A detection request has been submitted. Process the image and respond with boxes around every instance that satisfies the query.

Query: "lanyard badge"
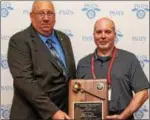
[91,47,117,101]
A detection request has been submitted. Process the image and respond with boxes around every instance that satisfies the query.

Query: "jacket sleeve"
[7,34,59,119]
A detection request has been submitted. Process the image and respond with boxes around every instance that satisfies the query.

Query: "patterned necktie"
[46,39,67,78]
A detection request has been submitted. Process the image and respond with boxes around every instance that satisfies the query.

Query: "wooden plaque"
[69,79,108,120]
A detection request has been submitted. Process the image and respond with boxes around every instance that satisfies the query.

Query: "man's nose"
[43,14,49,20]
[101,32,106,38]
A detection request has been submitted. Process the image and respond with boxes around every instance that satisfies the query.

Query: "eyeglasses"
[33,11,55,18]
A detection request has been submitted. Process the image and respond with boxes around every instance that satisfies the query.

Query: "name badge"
[108,87,112,101]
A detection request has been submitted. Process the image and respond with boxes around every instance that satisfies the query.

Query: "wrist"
[118,113,127,120]
[118,115,123,119]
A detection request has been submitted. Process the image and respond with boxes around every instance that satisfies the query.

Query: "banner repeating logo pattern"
[1,2,14,18]
[1,1,149,119]
[136,55,149,69]
[82,4,100,19]
[58,29,74,38]
[135,105,148,119]
[1,105,11,119]
[1,86,14,91]
[115,30,123,44]
[1,55,8,69]
[132,4,149,19]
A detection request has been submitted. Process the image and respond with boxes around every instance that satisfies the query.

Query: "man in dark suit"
[7,0,76,119]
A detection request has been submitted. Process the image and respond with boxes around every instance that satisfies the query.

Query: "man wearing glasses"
[8,0,76,119]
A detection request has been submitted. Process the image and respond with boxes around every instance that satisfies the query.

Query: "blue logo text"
[82,4,100,19]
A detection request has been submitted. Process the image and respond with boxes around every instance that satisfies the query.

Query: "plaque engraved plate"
[74,102,103,120]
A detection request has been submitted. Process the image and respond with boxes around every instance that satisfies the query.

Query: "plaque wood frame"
[69,79,108,119]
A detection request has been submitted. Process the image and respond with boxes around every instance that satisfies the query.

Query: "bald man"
[77,17,149,120]
[8,0,76,119]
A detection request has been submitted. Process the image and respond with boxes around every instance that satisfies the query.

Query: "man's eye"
[38,13,44,15]
[96,30,102,34]
[105,31,111,34]
[47,13,54,15]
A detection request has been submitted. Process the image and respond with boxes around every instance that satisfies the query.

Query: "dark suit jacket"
[8,25,76,120]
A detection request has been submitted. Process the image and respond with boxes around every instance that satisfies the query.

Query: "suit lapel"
[29,26,63,72]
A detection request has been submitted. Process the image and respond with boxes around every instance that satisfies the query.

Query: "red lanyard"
[91,47,117,85]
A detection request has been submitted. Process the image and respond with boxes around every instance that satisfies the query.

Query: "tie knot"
[46,39,52,44]
[46,39,54,48]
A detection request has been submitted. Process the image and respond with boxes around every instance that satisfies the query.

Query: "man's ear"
[114,31,116,37]
[30,12,33,22]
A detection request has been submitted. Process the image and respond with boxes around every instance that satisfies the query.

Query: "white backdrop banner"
[1,1,149,119]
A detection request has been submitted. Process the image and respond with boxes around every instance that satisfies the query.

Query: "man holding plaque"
[8,0,76,119]
[77,17,149,120]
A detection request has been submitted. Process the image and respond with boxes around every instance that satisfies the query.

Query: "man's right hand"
[52,110,71,120]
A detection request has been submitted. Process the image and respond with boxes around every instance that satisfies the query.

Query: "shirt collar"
[38,30,55,43]
[94,49,99,60]
[94,47,118,61]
